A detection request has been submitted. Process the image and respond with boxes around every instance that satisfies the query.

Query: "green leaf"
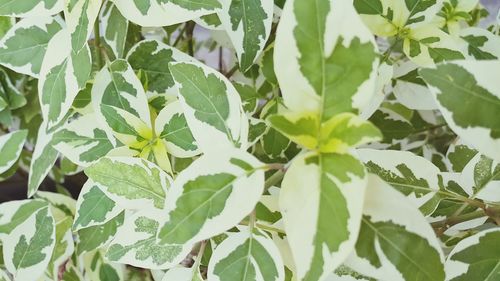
[0,16,63,77]
[154,100,200,158]
[53,113,115,167]
[127,39,194,95]
[158,148,264,248]
[280,151,367,281]
[208,229,285,281]
[106,210,184,269]
[73,180,124,231]
[85,157,172,210]
[170,61,249,152]
[0,0,63,17]
[218,0,273,71]
[419,61,500,162]
[0,130,27,174]
[347,175,445,281]
[275,0,378,119]
[445,229,500,281]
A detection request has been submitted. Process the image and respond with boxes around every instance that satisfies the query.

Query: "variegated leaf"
[460,27,500,60]
[100,0,128,59]
[208,229,285,281]
[357,148,442,215]
[0,200,47,235]
[154,100,200,158]
[419,60,500,162]
[76,212,124,255]
[170,61,249,152]
[85,157,172,210]
[280,151,367,281]
[92,59,152,147]
[1,203,55,281]
[127,39,195,95]
[218,0,274,71]
[444,228,500,281]
[38,29,92,130]
[393,61,437,110]
[73,180,124,231]
[0,130,27,174]
[459,153,500,202]
[46,205,74,280]
[106,209,185,269]
[0,0,64,17]
[346,175,445,281]
[64,0,102,53]
[0,16,63,77]
[112,0,221,27]
[53,113,115,167]
[274,0,379,118]
[28,122,59,197]
[158,148,265,248]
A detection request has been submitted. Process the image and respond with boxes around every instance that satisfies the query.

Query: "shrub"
[0,0,499,280]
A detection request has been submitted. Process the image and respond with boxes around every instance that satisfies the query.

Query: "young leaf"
[274,0,379,119]
[0,130,27,174]
[346,175,445,281]
[208,229,285,281]
[217,0,274,71]
[357,148,442,215]
[0,0,64,17]
[38,29,92,130]
[419,61,500,162]
[106,209,185,269]
[100,1,128,60]
[158,147,265,247]
[73,180,124,231]
[85,157,172,210]
[444,228,500,281]
[92,59,152,146]
[112,0,221,27]
[154,100,200,158]
[53,113,115,167]
[280,151,367,281]
[0,16,63,77]
[2,204,55,281]
[169,61,249,152]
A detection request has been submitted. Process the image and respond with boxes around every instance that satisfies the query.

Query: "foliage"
[0,0,499,280]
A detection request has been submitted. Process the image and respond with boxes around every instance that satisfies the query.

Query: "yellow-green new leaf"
[218,0,274,71]
[170,61,249,152]
[419,61,500,162]
[158,148,265,249]
[274,0,379,119]
[0,130,27,174]
[346,175,445,281]
[0,16,63,77]
[208,229,285,281]
[280,151,367,281]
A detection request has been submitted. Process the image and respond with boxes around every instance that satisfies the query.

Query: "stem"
[411,123,448,134]
[240,220,285,234]
[94,17,103,68]
[173,24,187,47]
[431,210,486,229]
[225,65,239,78]
[186,21,195,56]
[380,38,400,63]
[264,169,285,189]
[218,47,224,72]
[191,240,207,277]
